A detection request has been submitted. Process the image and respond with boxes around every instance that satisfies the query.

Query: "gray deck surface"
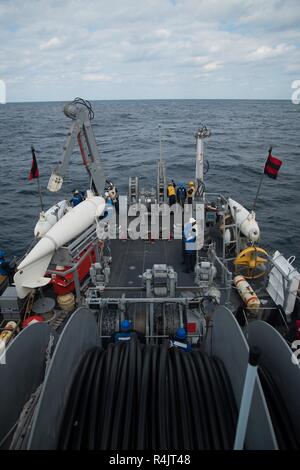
[108,238,194,291]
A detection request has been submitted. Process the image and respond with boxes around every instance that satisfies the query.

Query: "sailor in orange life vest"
[167,181,176,206]
[187,181,195,204]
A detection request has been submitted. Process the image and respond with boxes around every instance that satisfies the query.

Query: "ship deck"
[105,236,289,334]
[107,238,194,292]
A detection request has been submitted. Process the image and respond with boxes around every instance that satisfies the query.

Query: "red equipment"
[51,247,96,296]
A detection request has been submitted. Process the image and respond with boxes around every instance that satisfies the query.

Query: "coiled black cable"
[87,349,106,449]
[258,366,299,450]
[58,341,240,450]
[109,342,129,449]
[58,347,97,450]
[71,347,99,450]
[137,345,152,449]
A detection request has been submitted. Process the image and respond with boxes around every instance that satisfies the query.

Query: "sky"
[0,0,300,101]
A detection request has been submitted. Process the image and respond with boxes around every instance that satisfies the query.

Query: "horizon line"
[4,97,293,104]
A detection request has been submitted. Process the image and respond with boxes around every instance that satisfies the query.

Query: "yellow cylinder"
[0,321,17,344]
[57,293,75,311]
[233,275,261,315]
[0,330,13,343]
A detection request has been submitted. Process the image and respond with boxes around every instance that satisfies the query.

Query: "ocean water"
[0,99,299,265]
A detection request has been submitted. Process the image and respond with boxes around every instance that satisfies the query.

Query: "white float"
[228,198,260,243]
[14,196,105,298]
[34,200,71,238]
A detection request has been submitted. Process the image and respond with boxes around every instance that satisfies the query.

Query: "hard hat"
[121,319,132,331]
[176,327,187,340]
[74,190,79,195]
[188,181,195,187]
[0,250,5,259]
[189,217,196,224]
[178,182,184,187]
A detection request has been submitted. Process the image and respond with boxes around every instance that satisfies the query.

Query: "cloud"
[202,61,223,72]
[0,0,299,100]
[189,56,209,64]
[154,29,171,39]
[39,36,62,50]
[248,43,294,61]
[81,73,112,82]
[238,0,300,31]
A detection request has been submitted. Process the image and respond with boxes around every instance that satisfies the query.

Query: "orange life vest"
[167,185,176,197]
[187,187,195,198]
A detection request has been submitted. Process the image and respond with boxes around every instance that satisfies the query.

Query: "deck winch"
[143,264,177,297]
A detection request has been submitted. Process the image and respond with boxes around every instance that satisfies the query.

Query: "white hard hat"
[189,217,196,224]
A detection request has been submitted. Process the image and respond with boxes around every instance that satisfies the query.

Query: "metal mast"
[195,125,211,198]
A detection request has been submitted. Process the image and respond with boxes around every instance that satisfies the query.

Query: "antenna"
[195,125,211,197]
[158,125,163,162]
[157,125,167,203]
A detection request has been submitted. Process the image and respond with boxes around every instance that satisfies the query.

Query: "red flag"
[264,148,282,179]
[29,146,39,180]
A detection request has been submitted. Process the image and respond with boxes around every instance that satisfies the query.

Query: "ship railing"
[99,334,203,341]
[66,223,99,258]
[203,192,228,205]
[209,245,233,305]
[232,306,289,333]
[47,236,101,303]
[258,306,289,330]
[90,296,208,344]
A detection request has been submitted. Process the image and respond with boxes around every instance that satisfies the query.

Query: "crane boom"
[47,98,105,195]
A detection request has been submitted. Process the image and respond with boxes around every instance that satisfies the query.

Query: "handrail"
[47,240,98,276]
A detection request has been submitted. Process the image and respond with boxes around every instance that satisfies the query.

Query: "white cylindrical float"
[34,200,71,238]
[14,196,105,299]
[228,198,260,243]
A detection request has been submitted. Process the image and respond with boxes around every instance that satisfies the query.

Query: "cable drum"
[258,366,300,450]
[58,339,238,450]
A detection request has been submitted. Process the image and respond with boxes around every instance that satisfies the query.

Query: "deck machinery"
[0,99,300,450]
